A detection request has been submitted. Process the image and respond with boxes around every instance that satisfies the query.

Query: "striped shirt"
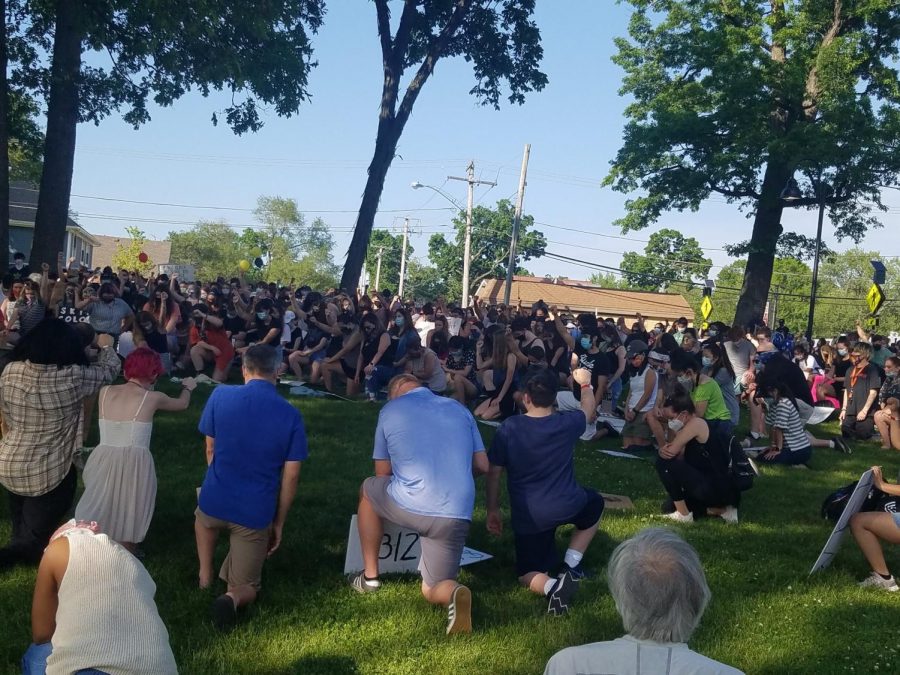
[765,398,810,453]
[0,346,120,496]
[84,297,133,335]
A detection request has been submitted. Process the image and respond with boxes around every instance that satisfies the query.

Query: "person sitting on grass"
[873,357,900,450]
[554,326,612,441]
[840,341,881,441]
[188,303,234,383]
[486,367,603,616]
[543,527,744,675]
[753,377,814,466]
[321,312,364,396]
[474,324,520,421]
[22,520,177,675]
[349,374,488,635]
[404,334,447,394]
[656,391,740,524]
[850,466,900,592]
[620,340,658,453]
[194,345,307,630]
[445,335,479,404]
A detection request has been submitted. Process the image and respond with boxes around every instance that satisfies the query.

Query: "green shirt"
[692,380,731,422]
[871,346,892,368]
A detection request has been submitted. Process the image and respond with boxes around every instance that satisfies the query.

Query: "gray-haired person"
[544,528,744,675]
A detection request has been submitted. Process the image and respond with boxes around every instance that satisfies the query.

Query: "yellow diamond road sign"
[700,296,713,321]
[867,283,885,316]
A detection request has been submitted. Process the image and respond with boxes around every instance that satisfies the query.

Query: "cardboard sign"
[810,469,874,575]
[806,406,836,426]
[599,493,634,510]
[447,317,462,336]
[343,515,492,575]
[158,264,195,282]
[596,413,626,433]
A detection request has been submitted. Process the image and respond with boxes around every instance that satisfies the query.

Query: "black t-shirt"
[143,330,169,354]
[763,355,814,406]
[571,350,612,400]
[846,363,882,416]
[9,264,29,281]
[57,303,89,324]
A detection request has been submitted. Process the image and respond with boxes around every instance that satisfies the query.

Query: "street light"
[781,174,828,343]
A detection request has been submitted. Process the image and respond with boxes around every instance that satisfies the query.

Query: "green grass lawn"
[2,383,899,674]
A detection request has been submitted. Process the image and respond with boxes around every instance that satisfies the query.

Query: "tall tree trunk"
[31,0,82,268]
[0,0,9,272]
[733,160,791,329]
[339,119,401,292]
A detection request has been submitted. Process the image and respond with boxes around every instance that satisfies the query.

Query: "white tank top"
[627,368,658,413]
[46,532,178,675]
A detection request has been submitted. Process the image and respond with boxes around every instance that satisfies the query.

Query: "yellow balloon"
[238,259,251,272]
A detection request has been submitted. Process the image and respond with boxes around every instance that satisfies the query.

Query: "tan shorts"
[195,507,269,591]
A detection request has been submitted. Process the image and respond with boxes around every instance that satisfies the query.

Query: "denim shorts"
[892,513,900,530]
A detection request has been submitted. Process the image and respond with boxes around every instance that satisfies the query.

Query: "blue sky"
[70,0,899,282]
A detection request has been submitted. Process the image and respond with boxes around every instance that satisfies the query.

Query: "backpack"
[821,482,900,522]
[726,436,755,491]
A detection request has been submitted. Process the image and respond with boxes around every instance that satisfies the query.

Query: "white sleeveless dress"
[75,388,156,543]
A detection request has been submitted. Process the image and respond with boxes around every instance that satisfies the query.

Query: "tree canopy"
[365,229,409,295]
[427,199,546,302]
[606,0,900,328]
[620,228,712,292]
[339,0,547,291]
[111,226,155,276]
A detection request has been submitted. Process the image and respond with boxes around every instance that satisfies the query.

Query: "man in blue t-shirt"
[350,374,489,635]
[487,367,605,616]
[194,344,308,630]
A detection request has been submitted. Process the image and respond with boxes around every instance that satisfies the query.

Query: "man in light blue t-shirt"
[349,374,488,636]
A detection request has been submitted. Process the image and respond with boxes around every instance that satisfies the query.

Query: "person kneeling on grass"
[350,374,489,635]
[23,520,177,675]
[620,340,658,453]
[194,344,308,630]
[656,391,740,524]
[850,466,900,592]
[544,528,744,675]
[486,367,603,616]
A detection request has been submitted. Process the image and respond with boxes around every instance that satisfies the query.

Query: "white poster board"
[806,406,836,425]
[157,264,196,282]
[810,469,874,575]
[447,317,462,337]
[343,515,492,575]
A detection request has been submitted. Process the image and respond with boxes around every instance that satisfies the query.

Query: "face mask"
[701,356,713,368]
[141,323,153,332]
[676,326,685,334]
[13,261,23,270]
[708,329,718,337]
[887,370,897,379]
[838,348,848,357]
[257,311,268,320]
[580,336,592,350]
[874,343,883,349]
[394,316,405,327]
[451,350,463,360]
[101,295,114,303]
[653,327,663,335]
[668,418,684,432]
[677,375,694,390]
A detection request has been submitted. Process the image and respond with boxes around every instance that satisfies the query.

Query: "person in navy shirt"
[486,367,604,616]
[350,374,489,636]
[194,344,308,629]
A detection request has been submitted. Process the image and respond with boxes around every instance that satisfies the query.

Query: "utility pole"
[374,247,384,292]
[398,219,409,299]
[449,161,496,308]
[504,144,531,306]
[770,285,781,329]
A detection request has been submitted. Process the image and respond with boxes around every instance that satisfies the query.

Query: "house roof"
[475,276,694,321]
[9,180,88,232]
[91,235,171,270]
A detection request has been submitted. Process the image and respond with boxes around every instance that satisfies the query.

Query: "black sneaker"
[547,570,580,616]
[563,563,591,581]
[833,437,852,455]
[210,594,236,631]
[348,572,381,594]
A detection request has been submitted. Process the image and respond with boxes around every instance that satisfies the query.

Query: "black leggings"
[1,466,77,567]
[655,456,739,513]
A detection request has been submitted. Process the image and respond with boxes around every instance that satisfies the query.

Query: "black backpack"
[726,436,755,492]
[821,482,900,522]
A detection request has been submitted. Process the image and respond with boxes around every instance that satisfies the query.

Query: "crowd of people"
[1,260,899,673]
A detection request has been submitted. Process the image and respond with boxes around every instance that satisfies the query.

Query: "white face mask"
[13,260,23,270]
[668,418,685,432]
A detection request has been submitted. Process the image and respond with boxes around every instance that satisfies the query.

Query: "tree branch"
[804,0,844,119]
[374,0,393,63]
[391,0,418,69]
[395,0,473,128]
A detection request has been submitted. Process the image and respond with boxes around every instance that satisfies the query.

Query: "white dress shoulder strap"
[132,390,151,422]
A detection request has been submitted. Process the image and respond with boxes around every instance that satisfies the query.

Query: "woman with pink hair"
[74,348,197,553]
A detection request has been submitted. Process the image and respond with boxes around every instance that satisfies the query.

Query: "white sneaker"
[718,506,739,524]
[859,572,899,592]
[662,510,694,523]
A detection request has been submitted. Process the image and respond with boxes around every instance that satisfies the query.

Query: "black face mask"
[341,327,354,335]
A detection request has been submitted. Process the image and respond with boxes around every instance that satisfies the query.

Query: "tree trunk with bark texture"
[733,160,791,329]
[0,0,9,271]
[31,0,82,268]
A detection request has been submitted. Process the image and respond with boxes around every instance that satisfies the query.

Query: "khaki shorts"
[363,476,469,588]
[195,507,269,591]
[621,411,653,441]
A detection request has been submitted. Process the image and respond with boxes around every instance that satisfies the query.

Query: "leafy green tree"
[12,0,325,267]
[339,0,548,291]
[620,229,711,292]
[427,199,545,302]
[605,1,900,328]
[588,272,633,289]
[169,221,243,282]
[405,260,447,302]
[110,226,155,275]
[365,229,407,294]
